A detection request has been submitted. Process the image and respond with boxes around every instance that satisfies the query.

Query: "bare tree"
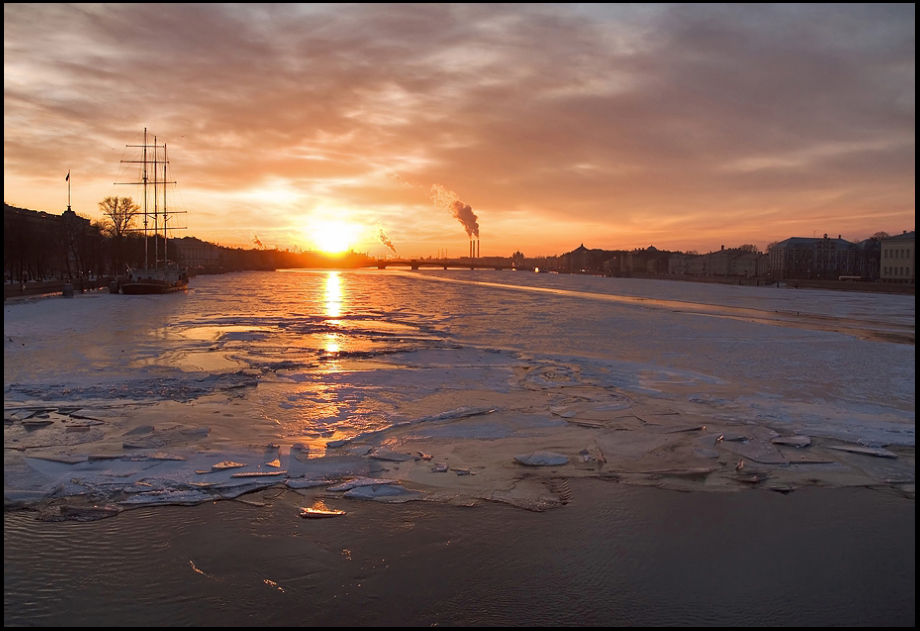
[871,231,891,240]
[98,196,139,273]
[98,197,140,238]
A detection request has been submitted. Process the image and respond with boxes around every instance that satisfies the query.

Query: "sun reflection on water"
[324,333,340,354]
[325,272,342,319]
[323,272,345,356]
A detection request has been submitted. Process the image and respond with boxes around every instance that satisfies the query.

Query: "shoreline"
[5,269,915,304]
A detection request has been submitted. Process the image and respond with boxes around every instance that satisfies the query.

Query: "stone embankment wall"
[4,277,114,300]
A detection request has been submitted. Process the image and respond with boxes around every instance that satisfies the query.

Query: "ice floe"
[3,271,914,515]
[514,452,570,466]
[326,477,399,492]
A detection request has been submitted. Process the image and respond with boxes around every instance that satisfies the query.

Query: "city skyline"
[4,4,915,257]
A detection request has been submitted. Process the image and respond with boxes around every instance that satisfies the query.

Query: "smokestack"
[477,239,480,259]
[431,184,480,241]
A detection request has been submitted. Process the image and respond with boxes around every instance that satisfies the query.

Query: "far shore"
[5,270,914,302]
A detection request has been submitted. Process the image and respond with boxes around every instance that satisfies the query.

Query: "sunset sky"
[4,4,915,257]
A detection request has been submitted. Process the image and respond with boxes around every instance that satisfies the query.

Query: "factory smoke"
[375,223,397,254]
[430,184,479,238]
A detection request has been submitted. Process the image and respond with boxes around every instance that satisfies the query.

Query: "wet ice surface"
[4,270,915,518]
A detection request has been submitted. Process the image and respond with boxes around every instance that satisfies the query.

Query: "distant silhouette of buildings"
[669,245,769,278]
[4,201,913,286]
[853,237,883,282]
[880,231,915,284]
[4,203,97,281]
[171,236,374,273]
[553,243,771,279]
[556,233,913,286]
[3,203,379,283]
[171,236,223,270]
[769,235,853,280]
[766,233,903,282]
[553,244,673,275]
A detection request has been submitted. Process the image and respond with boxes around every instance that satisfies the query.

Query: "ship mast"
[158,141,184,255]
[117,128,152,269]
[153,135,159,268]
[163,143,168,262]
[143,128,149,269]
[116,129,182,269]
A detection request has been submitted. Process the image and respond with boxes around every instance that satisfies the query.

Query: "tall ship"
[118,128,189,294]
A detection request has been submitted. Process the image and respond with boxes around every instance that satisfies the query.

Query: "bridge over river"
[368,259,517,271]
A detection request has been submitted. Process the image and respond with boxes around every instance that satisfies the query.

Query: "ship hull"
[121,262,189,295]
[121,279,188,295]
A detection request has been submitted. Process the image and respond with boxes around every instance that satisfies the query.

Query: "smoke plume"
[430,184,479,238]
[376,223,397,254]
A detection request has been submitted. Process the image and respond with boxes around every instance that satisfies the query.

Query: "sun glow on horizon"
[304,219,362,254]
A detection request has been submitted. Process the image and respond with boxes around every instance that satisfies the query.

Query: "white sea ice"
[4,270,914,513]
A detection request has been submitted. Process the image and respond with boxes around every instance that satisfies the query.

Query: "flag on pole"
[65,171,70,181]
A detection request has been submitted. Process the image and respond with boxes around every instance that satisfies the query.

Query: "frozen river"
[3,270,915,513]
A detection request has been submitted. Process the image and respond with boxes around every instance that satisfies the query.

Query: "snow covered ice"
[4,270,914,518]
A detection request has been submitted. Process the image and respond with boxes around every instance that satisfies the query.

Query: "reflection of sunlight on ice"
[4,268,914,522]
[131,349,244,372]
[260,376,393,454]
[325,272,342,318]
[180,325,271,342]
[324,333,340,354]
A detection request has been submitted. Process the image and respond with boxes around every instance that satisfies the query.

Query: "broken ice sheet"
[327,478,399,492]
[826,445,898,458]
[3,270,914,512]
[196,461,248,474]
[514,452,569,467]
[343,484,421,502]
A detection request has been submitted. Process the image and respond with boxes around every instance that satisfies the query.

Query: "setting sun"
[306,220,361,254]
